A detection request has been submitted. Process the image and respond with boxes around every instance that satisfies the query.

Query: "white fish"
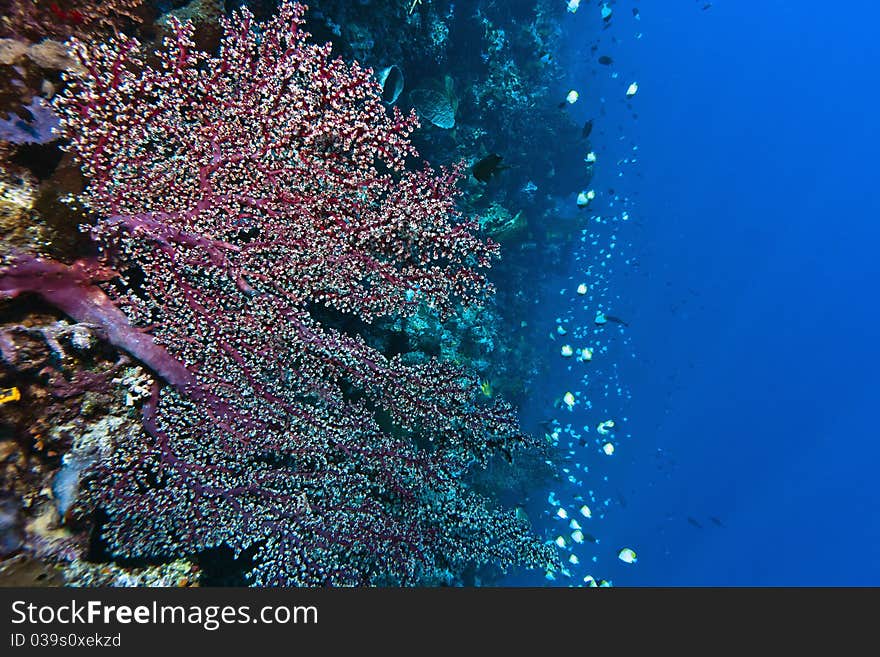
[577,190,596,207]
[563,392,576,410]
[602,442,615,455]
[618,548,637,564]
[576,283,588,295]
[566,89,579,104]
[597,419,615,435]
[561,344,574,357]
[626,82,639,98]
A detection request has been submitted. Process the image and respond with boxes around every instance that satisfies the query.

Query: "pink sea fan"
[42,1,554,585]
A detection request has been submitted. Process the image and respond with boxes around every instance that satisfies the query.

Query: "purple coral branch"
[0,255,200,399]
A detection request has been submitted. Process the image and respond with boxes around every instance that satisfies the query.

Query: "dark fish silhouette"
[472,154,507,183]
[710,516,725,528]
[582,119,594,139]
[687,517,703,529]
[605,314,629,327]
[598,55,614,66]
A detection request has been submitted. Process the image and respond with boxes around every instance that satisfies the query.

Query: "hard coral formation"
[0,0,144,42]
[0,312,136,578]
[410,84,457,129]
[156,0,225,53]
[479,202,527,243]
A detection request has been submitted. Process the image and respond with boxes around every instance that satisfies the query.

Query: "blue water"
[525,1,880,585]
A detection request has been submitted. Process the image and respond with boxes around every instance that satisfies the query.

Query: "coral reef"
[0,0,144,42]
[64,558,199,587]
[0,0,600,588]
[0,1,558,585]
[479,202,527,243]
[0,309,138,581]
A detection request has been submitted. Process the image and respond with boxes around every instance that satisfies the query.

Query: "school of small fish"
[539,0,644,588]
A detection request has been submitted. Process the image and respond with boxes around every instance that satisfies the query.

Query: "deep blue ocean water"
[516,1,880,585]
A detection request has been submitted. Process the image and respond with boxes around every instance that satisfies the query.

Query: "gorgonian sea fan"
[51,1,555,584]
